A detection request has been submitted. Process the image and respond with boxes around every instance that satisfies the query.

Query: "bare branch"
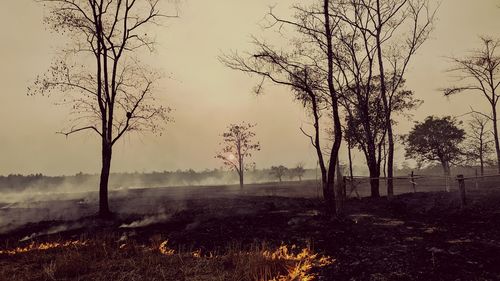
[57,126,102,137]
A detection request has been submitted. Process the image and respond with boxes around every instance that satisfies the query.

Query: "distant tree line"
[0,168,317,193]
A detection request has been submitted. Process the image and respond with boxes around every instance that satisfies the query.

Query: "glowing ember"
[158,240,175,255]
[191,249,201,258]
[0,240,88,256]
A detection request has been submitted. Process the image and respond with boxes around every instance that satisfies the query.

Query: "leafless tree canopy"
[331,0,436,197]
[220,1,347,214]
[30,0,174,140]
[464,114,495,176]
[29,0,176,216]
[220,0,435,202]
[444,37,500,172]
[215,122,261,188]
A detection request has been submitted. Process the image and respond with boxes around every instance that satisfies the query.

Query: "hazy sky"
[0,0,499,176]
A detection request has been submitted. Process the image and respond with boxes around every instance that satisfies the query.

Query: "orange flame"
[158,240,175,255]
[156,241,334,281]
[0,240,88,256]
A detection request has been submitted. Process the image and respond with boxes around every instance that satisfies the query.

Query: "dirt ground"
[1,182,500,280]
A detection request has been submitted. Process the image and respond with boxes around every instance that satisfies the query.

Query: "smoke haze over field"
[0,0,499,176]
[0,169,319,197]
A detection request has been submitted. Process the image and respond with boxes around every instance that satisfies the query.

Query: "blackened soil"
[2,189,500,281]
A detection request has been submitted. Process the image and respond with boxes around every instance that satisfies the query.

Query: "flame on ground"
[1,239,334,280]
[264,245,334,281]
[157,241,334,281]
[0,240,88,255]
[158,240,175,255]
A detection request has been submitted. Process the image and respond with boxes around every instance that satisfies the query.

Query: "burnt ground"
[1,183,500,280]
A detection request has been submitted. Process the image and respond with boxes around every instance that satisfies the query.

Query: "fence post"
[457,174,466,208]
[411,171,416,193]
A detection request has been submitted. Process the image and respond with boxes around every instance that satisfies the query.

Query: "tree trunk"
[479,135,485,176]
[347,144,359,198]
[373,0,395,198]
[239,171,244,189]
[382,140,387,178]
[304,87,332,211]
[386,126,395,197]
[323,0,340,217]
[347,143,354,182]
[368,161,380,198]
[480,154,484,176]
[99,142,112,218]
[440,160,452,192]
[375,33,394,197]
[335,156,344,215]
[441,161,451,176]
[323,176,336,215]
[492,106,500,173]
[364,140,380,198]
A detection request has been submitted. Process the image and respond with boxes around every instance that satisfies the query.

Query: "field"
[1,180,500,280]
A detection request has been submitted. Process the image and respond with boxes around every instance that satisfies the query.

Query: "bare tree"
[29,0,174,217]
[270,165,288,182]
[215,123,261,189]
[465,114,494,176]
[289,163,306,181]
[220,0,343,215]
[333,0,436,198]
[444,37,500,173]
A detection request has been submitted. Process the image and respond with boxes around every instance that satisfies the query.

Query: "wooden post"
[411,171,416,193]
[457,174,466,208]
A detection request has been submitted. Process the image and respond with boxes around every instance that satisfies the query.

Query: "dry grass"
[0,236,333,281]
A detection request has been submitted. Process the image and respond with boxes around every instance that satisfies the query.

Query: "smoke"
[0,169,317,234]
[0,169,319,198]
[19,222,84,242]
[185,220,200,231]
[0,170,319,235]
[119,212,171,228]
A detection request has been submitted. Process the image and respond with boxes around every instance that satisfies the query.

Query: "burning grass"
[0,237,333,281]
[0,240,88,255]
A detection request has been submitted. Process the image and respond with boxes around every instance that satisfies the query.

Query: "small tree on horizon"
[215,122,260,188]
[289,163,306,182]
[404,116,465,177]
[464,114,495,175]
[270,165,288,182]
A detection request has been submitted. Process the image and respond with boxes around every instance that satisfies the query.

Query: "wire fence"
[343,172,500,202]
